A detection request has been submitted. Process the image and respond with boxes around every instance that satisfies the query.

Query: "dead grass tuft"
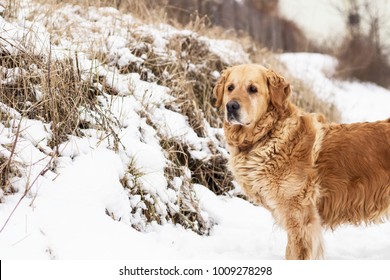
[161,138,213,234]
[0,50,99,149]
[120,162,163,227]
[167,34,227,128]
[0,153,20,200]
[0,156,10,198]
[161,138,234,196]
[0,41,126,151]
[0,0,21,19]
[120,156,212,235]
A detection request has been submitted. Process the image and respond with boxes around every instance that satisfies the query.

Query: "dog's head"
[213,64,291,126]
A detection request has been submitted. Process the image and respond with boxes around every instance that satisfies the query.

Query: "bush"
[336,33,390,88]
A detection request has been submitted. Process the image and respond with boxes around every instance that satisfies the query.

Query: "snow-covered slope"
[280,53,390,123]
[1,0,390,260]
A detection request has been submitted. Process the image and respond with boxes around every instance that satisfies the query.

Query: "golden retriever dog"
[213,64,390,259]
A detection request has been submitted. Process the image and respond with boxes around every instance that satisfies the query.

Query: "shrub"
[336,33,390,88]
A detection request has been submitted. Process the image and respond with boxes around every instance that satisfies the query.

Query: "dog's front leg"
[282,203,324,260]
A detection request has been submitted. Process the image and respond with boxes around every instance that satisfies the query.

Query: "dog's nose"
[226,100,240,113]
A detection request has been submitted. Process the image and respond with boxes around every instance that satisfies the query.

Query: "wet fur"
[214,64,390,259]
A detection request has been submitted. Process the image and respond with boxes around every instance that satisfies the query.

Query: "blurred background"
[130,0,390,88]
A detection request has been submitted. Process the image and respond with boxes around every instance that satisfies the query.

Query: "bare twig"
[0,154,54,234]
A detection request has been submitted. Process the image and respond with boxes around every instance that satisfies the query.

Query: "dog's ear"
[212,68,231,109]
[266,69,291,111]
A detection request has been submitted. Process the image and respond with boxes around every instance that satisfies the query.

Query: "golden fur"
[214,64,390,259]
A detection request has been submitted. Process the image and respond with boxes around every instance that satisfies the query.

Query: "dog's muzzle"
[226,100,241,123]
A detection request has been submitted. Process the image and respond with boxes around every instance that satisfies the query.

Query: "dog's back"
[316,120,390,228]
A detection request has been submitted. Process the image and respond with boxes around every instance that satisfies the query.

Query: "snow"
[200,37,250,65]
[279,53,390,123]
[279,0,345,41]
[1,0,390,261]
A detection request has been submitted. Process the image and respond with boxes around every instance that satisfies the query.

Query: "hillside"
[1,0,390,259]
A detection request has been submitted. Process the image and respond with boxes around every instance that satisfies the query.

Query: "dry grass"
[0,151,20,200]
[0,50,97,149]
[33,0,166,24]
[0,41,125,151]
[120,154,212,235]
[120,161,164,228]
[167,34,227,127]
[161,138,234,196]
[0,155,10,199]
[0,0,21,19]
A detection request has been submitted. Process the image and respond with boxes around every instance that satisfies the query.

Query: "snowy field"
[1,0,390,260]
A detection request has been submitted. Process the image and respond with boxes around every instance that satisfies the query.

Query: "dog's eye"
[227,84,234,92]
[248,85,257,94]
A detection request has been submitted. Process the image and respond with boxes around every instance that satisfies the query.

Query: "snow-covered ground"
[1,0,390,260]
[280,53,390,123]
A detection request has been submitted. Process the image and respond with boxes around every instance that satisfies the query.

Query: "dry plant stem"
[6,119,22,179]
[46,43,58,153]
[0,154,54,234]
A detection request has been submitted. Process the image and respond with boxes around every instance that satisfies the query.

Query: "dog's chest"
[228,141,290,208]
[227,115,319,210]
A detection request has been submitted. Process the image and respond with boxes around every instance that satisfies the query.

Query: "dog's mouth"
[227,115,241,125]
[227,112,251,126]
